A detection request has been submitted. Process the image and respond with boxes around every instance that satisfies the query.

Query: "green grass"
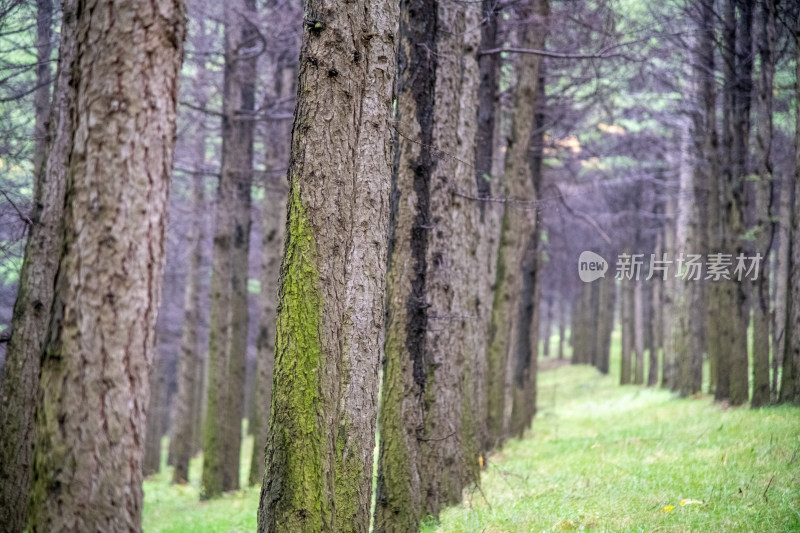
[422,364,800,532]
[142,426,260,532]
[143,342,800,532]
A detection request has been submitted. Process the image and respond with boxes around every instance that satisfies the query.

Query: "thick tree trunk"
[471,0,504,459]
[485,0,548,449]
[0,0,61,529]
[750,0,776,408]
[256,0,399,530]
[510,62,547,437]
[374,0,501,528]
[475,0,499,205]
[27,1,185,529]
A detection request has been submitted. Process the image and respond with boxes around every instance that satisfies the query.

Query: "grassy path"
[143,363,800,532]
[423,363,800,532]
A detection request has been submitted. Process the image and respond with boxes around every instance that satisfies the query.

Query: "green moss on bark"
[262,183,329,532]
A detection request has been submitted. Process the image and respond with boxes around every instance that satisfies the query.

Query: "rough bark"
[256,0,399,530]
[485,0,548,449]
[750,0,775,408]
[374,0,499,528]
[471,0,505,458]
[510,62,547,437]
[0,0,61,529]
[27,0,185,529]
[474,0,499,205]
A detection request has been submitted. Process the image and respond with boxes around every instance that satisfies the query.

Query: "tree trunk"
[224,0,258,492]
[485,0,548,449]
[203,1,242,498]
[644,279,657,386]
[772,175,791,399]
[469,0,505,458]
[700,0,721,396]
[31,0,52,184]
[256,0,399,530]
[715,0,752,406]
[596,273,615,375]
[673,99,703,397]
[620,277,633,385]
[193,348,208,456]
[558,296,566,359]
[542,296,552,357]
[172,39,208,481]
[374,0,501,528]
[249,53,293,486]
[510,60,547,437]
[0,0,61,529]
[144,345,168,476]
[648,231,662,386]
[750,0,776,408]
[633,280,645,385]
[27,1,185,529]
[779,9,800,405]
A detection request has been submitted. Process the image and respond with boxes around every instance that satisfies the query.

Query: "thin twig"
[0,190,31,225]
[763,475,774,503]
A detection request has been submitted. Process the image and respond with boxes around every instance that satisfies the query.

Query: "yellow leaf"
[680,499,702,506]
[661,505,674,513]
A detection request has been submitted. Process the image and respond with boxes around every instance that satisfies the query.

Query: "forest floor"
[143,352,800,532]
